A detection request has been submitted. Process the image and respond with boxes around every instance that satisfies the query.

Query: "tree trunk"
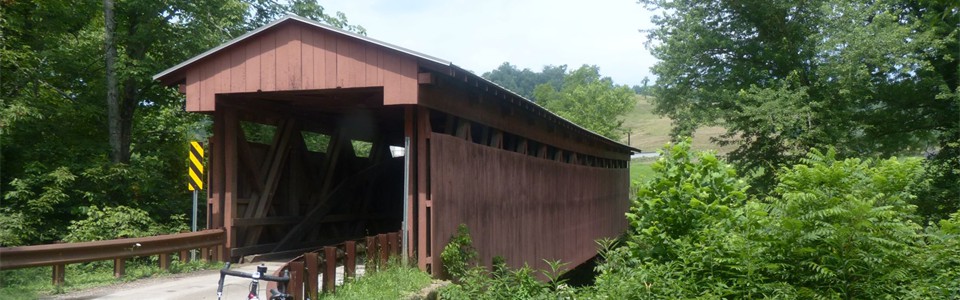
[104,0,123,163]
[119,78,138,163]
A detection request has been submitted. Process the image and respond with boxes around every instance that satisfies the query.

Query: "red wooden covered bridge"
[154,15,636,275]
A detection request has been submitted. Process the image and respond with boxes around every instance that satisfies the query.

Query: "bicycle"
[217,262,293,300]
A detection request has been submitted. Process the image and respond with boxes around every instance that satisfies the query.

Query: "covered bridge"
[154,15,636,275]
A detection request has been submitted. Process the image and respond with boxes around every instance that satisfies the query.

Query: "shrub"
[625,138,749,261]
[64,205,187,242]
[438,224,576,300]
[594,141,940,299]
[440,224,478,280]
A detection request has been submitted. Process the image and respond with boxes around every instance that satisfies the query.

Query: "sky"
[320,0,658,87]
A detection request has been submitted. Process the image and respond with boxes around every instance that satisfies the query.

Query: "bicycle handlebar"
[220,267,291,283]
[216,263,291,299]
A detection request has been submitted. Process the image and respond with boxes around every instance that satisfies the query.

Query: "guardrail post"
[114,258,125,278]
[323,246,336,293]
[201,246,210,262]
[287,261,303,299]
[52,264,65,286]
[365,236,376,271]
[289,261,304,300]
[305,252,319,300]
[159,253,170,271]
[179,249,190,263]
[344,241,356,278]
[378,233,388,266]
[388,232,400,257]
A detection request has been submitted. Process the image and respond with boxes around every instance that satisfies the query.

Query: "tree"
[481,62,565,100]
[641,0,959,193]
[533,65,637,140]
[0,0,365,244]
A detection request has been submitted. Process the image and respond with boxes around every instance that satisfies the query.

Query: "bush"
[593,140,946,299]
[64,205,187,242]
[440,224,478,280]
[438,224,576,300]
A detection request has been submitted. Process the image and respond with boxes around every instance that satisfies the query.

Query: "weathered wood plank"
[429,133,629,277]
[244,36,261,92]
[260,29,277,92]
[276,24,302,90]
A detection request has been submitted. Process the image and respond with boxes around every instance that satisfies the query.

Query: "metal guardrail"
[0,229,226,285]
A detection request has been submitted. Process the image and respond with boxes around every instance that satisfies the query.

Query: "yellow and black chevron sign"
[188,141,204,191]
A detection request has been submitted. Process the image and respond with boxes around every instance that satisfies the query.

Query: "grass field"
[622,95,732,183]
[620,96,734,154]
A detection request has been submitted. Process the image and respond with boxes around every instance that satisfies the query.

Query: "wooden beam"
[489,129,503,149]
[235,126,266,194]
[243,119,297,246]
[455,120,471,141]
[315,129,346,211]
[516,138,528,155]
[270,162,388,252]
[223,108,239,255]
[417,107,431,272]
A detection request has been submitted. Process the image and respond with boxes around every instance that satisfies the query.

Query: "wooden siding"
[429,133,629,275]
[185,22,418,112]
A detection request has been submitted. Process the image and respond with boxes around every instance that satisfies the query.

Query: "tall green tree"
[642,0,959,194]
[534,65,637,140]
[0,0,365,245]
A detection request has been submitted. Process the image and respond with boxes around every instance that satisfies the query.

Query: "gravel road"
[43,261,289,300]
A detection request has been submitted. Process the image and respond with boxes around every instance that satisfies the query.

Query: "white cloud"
[322,0,657,86]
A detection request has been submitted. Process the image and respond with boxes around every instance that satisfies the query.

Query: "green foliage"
[0,0,365,245]
[642,0,959,197]
[64,205,187,242]
[760,150,927,298]
[534,65,637,140]
[320,258,431,300]
[439,225,576,300]
[481,62,566,100]
[626,138,748,260]
[593,141,955,299]
[440,224,478,280]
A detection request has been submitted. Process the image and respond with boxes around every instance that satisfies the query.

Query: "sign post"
[188,141,204,261]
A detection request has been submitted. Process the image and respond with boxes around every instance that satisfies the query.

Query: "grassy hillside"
[620,95,734,154]
[622,95,735,184]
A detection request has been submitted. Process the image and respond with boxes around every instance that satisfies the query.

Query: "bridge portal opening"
[211,88,406,260]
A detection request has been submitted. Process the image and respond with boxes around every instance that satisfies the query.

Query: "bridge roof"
[153,15,640,154]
